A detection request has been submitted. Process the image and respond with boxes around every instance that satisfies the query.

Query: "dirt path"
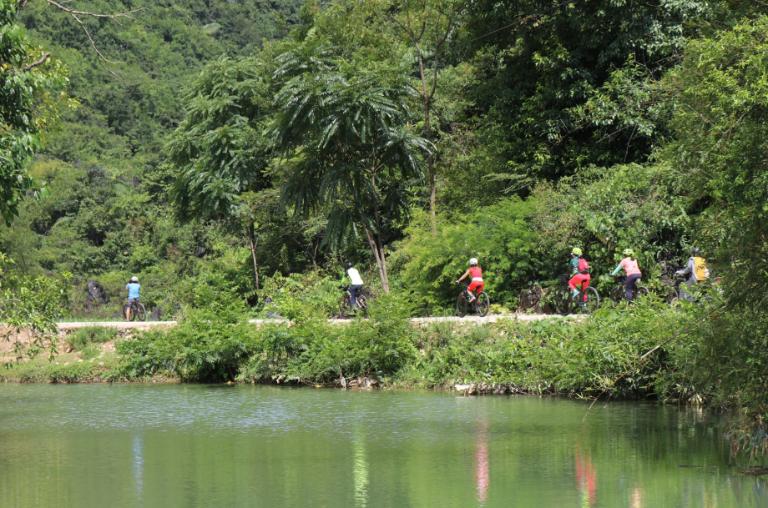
[54,313,582,330]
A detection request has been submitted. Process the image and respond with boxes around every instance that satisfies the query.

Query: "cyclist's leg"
[568,275,580,299]
[349,285,361,308]
[467,281,480,302]
[625,274,640,301]
[580,275,591,302]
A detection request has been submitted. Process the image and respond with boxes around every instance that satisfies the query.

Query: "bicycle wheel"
[636,286,650,299]
[357,294,368,316]
[131,302,146,321]
[583,287,600,313]
[475,292,490,317]
[456,292,469,317]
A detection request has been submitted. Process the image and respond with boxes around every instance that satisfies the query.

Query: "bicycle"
[610,275,649,303]
[123,299,146,321]
[455,283,490,317]
[338,286,368,318]
[551,276,600,315]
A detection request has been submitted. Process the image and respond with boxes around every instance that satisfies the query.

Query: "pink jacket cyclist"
[611,249,642,301]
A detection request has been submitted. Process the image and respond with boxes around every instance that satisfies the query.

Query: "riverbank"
[2,301,688,403]
[5,298,768,462]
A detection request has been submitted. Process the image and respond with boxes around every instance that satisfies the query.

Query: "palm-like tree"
[273,49,430,292]
[167,57,273,290]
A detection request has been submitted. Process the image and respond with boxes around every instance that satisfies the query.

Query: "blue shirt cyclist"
[126,276,141,302]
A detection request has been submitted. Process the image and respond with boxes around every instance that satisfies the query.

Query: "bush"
[66,327,118,352]
[531,163,691,292]
[391,199,541,313]
[257,271,342,321]
[403,298,687,397]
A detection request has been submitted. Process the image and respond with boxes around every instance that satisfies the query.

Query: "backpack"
[577,257,590,274]
[693,256,709,281]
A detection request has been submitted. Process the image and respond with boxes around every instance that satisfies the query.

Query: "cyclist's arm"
[676,258,692,276]
[611,263,623,276]
[456,269,470,283]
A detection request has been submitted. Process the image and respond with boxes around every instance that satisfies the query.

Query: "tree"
[388,0,461,234]
[273,45,430,292]
[167,55,275,291]
[662,15,768,309]
[456,0,710,184]
[0,0,67,223]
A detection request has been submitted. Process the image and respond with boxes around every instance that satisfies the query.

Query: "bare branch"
[45,0,139,19]
[23,52,50,71]
[69,11,116,64]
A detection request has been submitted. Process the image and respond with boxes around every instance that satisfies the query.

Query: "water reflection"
[0,386,765,508]
[353,426,368,508]
[574,447,597,507]
[132,434,144,502]
[475,417,490,504]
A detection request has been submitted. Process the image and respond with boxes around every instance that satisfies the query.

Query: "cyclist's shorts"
[568,273,591,290]
[128,297,140,303]
[468,280,485,294]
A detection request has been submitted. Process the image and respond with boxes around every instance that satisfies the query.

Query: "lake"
[0,385,765,507]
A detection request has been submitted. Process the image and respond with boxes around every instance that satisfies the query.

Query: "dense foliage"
[0,0,767,457]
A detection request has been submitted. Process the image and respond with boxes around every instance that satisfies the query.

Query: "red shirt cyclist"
[456,258,485,303]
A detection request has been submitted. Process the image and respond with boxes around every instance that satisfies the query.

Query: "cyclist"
[456,258,484,303]
[567,247,591,308]
[346,262,364,308]
[124,276,141,320]
[611,249,642,301]
[675,247,709,301]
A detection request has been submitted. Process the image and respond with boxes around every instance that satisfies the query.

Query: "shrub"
[391,199,541,313]
[66,327,118,352]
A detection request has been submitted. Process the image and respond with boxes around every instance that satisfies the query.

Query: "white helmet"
[469,258,478,266]
[130,276,139,283]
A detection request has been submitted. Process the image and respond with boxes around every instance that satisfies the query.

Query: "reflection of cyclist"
[611,249,642,301]
[346,263,364,308]
[456,258,484,303]
[567,247,591,307]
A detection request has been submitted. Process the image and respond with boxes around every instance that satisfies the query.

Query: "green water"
[0,385,765,508]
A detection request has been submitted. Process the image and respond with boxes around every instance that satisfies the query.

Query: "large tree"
[0,0,67,223]
[272,44,429,292]
[167,55,275,291]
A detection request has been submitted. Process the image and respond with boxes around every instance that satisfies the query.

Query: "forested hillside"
[1,0,767,457]
[1,0,303,312]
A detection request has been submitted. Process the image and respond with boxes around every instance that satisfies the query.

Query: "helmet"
[691,247,701,256]
[346,262,353,269]
[469,258,478,266]
[130,276,139,283]
[571,247,582,256]
[622,249,634,257]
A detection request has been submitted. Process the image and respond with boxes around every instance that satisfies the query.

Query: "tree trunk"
[365,228,389,293]
[246,223,260,291]
[428,164,437,235]
[417,52,438,236]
